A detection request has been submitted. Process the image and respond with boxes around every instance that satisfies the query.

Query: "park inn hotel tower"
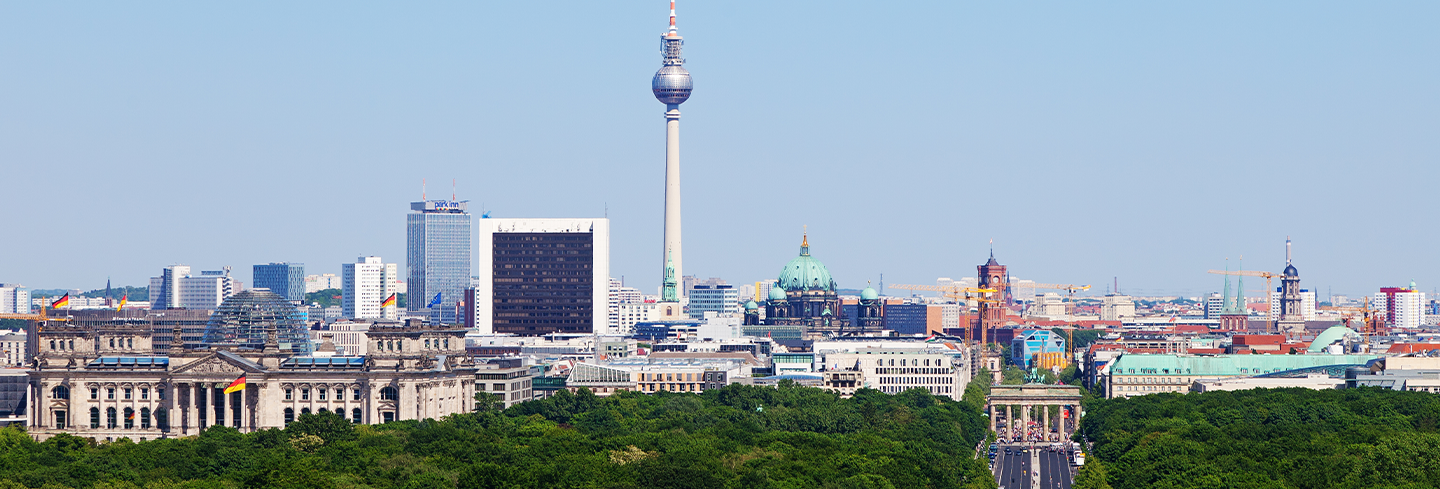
[407,199,472,325]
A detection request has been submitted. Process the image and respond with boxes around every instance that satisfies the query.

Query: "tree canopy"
[0,383,996,488]
[1078,387,1440,489]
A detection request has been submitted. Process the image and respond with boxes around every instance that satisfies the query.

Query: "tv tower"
[653,0,692,291]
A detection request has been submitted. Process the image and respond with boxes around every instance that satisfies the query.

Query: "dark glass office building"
[492,232,595,335]
[883,304,930,335]
[407,200,472,325]
[252,263,305,302]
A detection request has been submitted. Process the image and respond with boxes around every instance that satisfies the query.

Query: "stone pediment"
[171,353,264,376]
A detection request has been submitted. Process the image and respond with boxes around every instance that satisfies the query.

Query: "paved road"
[992,446,1073,489]
[1035,449,1073,489]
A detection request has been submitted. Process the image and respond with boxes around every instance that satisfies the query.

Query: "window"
[425,339,431,349]
[49,340,55,350]
[335,389,342,400]
[301,408,311,415]
[158,388,166,400]
[90,408,100,428]
[444,339,449,349]
[492,383,504,391]
[140,408,151,429]
[352,408,362,424]
[109,338,115,349]
[301,389,310,400]
[107,388,115,400]
[382,412,395,423]
[68,339,74,349]
[124,388,132,400]
[318,408,328,414]
[396,340,402,350]
[380,387,398,401]
[284,408,294,425]
[353,389,361,401]
[52,386,69,400]
[124,408,135,429]
[156,408,168,431]
[140,388,149,400]
[127,338,133,349]
[285,389,293,400]
[55,410,67,430]
[318,389,327,401]
[90,388,99,400]
[106,407,117,429]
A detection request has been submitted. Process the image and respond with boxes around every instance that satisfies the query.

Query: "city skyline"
[2,2,1437,298]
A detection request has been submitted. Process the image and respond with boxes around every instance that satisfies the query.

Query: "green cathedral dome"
[777,235,836,292]
[860,286,879,300]
[768,283,788,301]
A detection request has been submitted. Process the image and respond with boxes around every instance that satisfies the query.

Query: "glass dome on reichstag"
[202,289,313,354]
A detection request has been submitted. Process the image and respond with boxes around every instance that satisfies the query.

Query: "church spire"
[661,248,679,303]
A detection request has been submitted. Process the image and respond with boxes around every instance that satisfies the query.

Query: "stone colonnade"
[987,401,1077,443]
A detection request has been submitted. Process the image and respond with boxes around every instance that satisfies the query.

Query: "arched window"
[109,338,115,349]
[68,339,73,349]
[444,339,449,349]
[352,408,362,424]
[424,339,431,349]
[156,407,168,431]
[123,408,134,429]
[301,408,311,415]
[106,407,117,428]
[140,407,151,429]
[127,338,133,349]
[396,340,402,350]
[51,386,69,399]
[90,407,100,428]
[49,340,55,350]
[284,408,294,425]
[380,386,398,401]
[386,340,393,351]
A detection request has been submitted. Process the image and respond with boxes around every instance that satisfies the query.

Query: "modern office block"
[253,263,305,302]
[476,218,609,336]
[407,200,472,325]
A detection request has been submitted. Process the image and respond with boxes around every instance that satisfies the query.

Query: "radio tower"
[653,0,693,292]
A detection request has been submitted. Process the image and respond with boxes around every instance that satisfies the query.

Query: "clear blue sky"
[2,1,1436,300]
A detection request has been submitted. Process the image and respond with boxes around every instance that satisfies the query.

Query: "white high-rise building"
[0,284,30,314]
[343,256,398,320]
[148,266,233,309]
[178,270,235,309]
[1204,293,1224,319]
[1270,289,1317,320]
[688,284,740,319]
[1101,295,1137,321]
[1374,288,1426,329]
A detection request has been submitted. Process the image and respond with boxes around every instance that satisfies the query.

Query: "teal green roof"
[1108,353,1381,377]
[778,235,835,292]
[768,284,787,301]
[1308,325,1359,353]
[860,287,879,300]
[744,300,758,310]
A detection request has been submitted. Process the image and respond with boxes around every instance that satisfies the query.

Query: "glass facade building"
[252,263,305,302]
[492,232,595,335]
[407,201,472,325]
[202,289,313,354]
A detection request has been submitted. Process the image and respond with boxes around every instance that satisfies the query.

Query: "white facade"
[820,348,969,401]
[475,218,610,335]
[0,285,30,314]
[177,271,235,309]
[343,256,398,320]
[687,284,739,319]
[1374,290,1426,329]
[149,266,190,308]
[1101,295,1136,321]
[1270,290,1318,320]
[1,331,25,367]
[304,274,342,293]
[1204,293,1224,318]
[1030,293,1067,318]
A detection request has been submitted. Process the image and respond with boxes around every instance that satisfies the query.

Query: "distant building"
[1100,295,1136,321]
[475,218,610,336]
[0,331,25,367]
[1374,285,1425,329]
[252,263,305,302]
[688,284,739,319]
[1010,330,1068,370]
[407,199,472,325]
[342,256,398,320]
[1204,293,1224,319]
[0,285,29,314]
[304,274,342,293]
[149,267,235,310]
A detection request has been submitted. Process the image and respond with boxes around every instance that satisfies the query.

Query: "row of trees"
[1076,387,1440,489]
[0,382,997,489]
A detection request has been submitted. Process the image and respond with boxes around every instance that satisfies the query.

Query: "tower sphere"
[652,65,692,105]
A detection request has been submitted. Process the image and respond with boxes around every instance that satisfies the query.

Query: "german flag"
[50,294,70,309]
[380,293,396,309]
[223,375,246,394]
[116,294,128,311]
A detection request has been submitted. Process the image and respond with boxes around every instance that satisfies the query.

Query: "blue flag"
[426,292,442,308]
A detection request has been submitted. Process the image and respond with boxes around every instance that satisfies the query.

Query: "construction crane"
[940,290,1002,347]
[1319,304,1385,337]
[887,284,998,346]
[1012,283,1092,297]
[1207,269,1283,299]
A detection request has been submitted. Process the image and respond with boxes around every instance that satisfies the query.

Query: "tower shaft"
[663,107,682,286]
